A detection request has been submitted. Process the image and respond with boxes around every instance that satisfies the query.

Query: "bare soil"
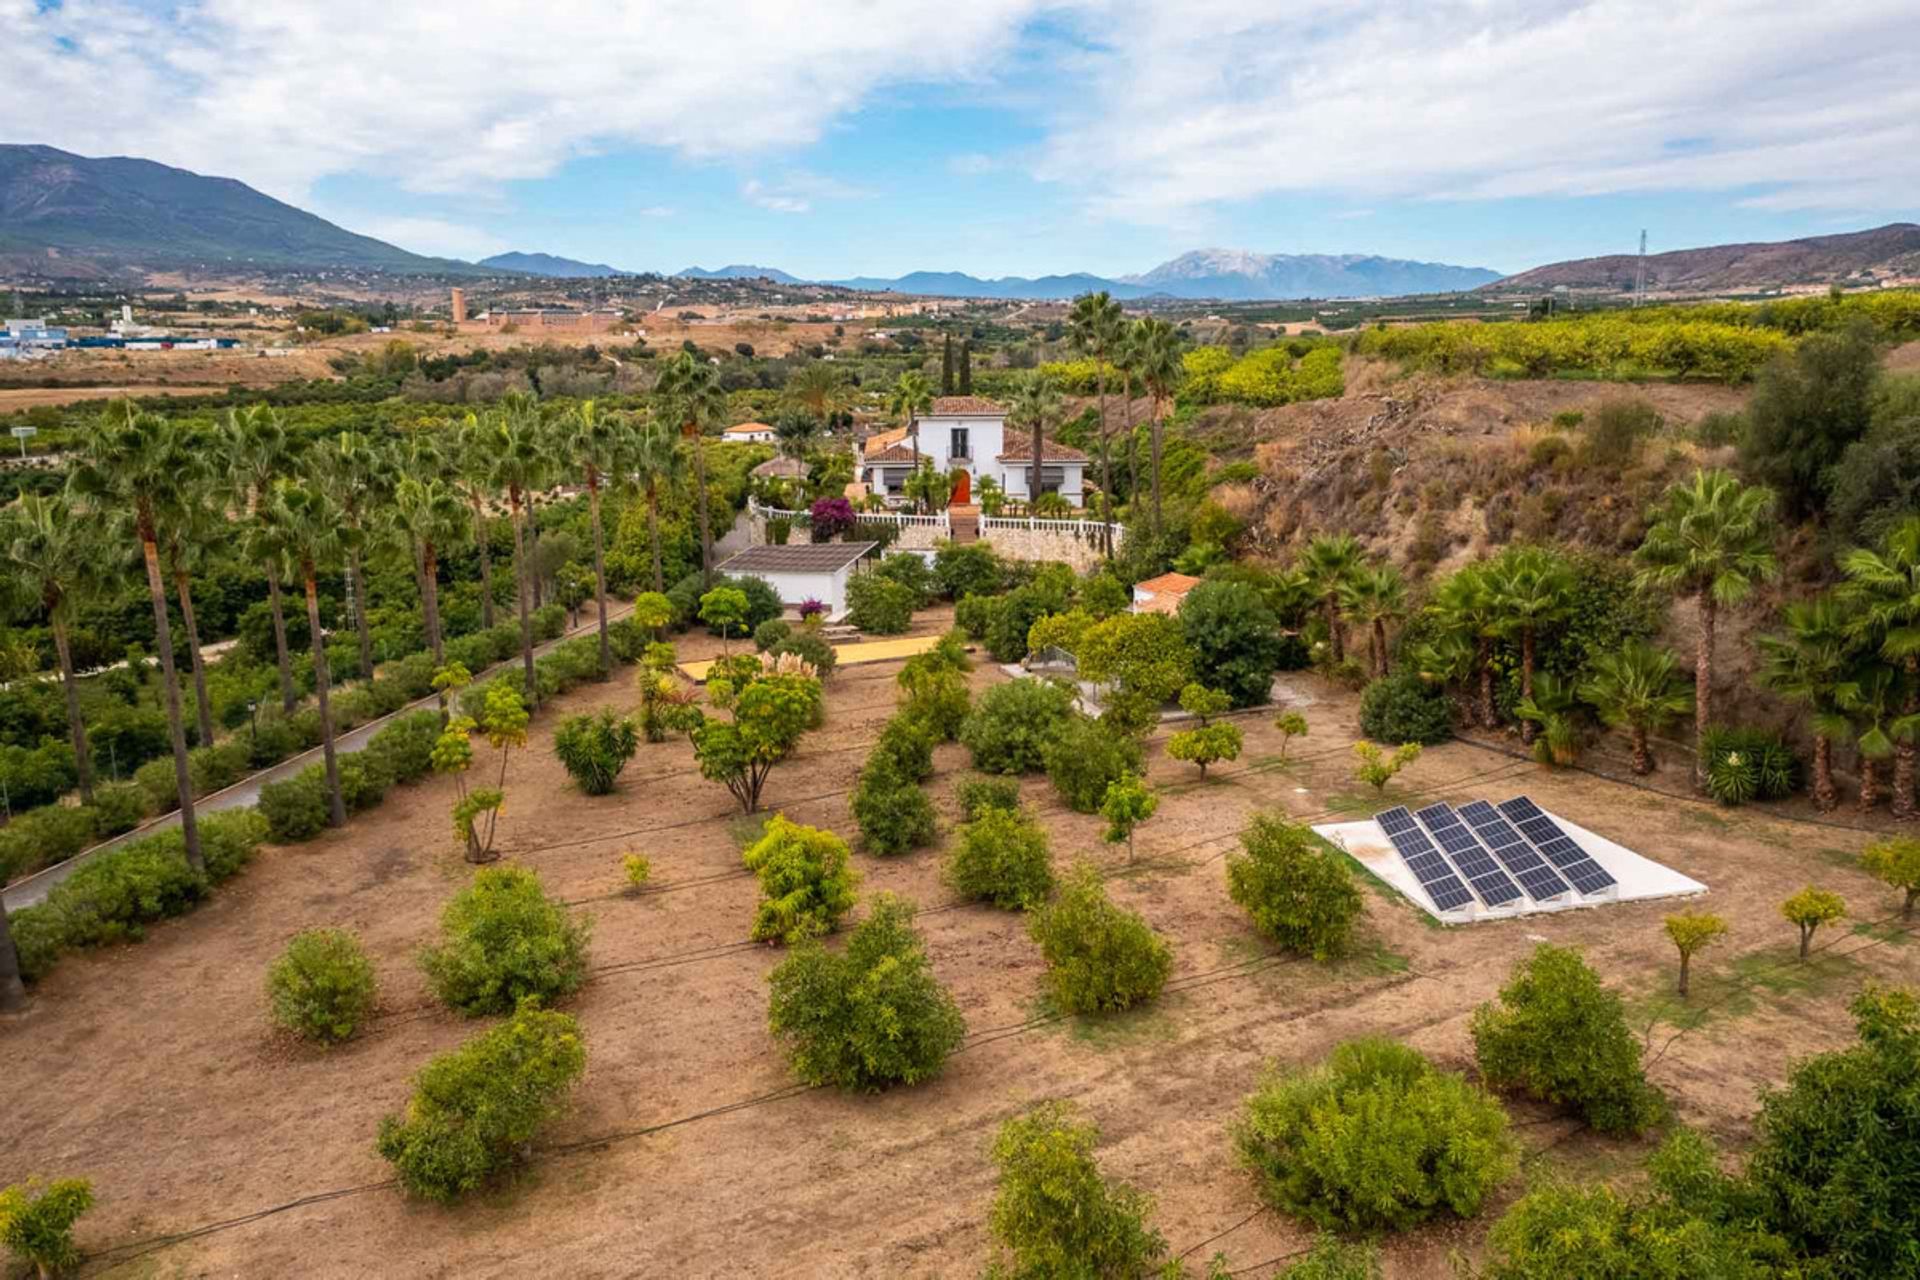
[2,610,1913,1278]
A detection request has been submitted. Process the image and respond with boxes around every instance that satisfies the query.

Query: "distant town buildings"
[450,288,625,334]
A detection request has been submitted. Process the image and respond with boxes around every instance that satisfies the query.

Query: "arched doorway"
[950,469,972,505]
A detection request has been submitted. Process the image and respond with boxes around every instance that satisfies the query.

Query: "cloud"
[2,0,1042,200]
[743,180,811,214]
[340,215,509,261]
[741,171,874,214]
[1031,0,1920,220]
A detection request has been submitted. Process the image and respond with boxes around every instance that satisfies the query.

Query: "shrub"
[1180,579,1283,707]
[985,1101,1169,1279]
[1745,986,1920,1270]
[1226,814,1364,961]
[871,715,935,783]
[1273,1237,1382,1280]
[337,751,393,814]
[85,782,148,837]
[1100,772,1158,863]
[258,768,331,842]
[1471,944,1662,1135]
[741,816,860,944]
[947,806,1054,910]
[1236,1037,1516,1232]
[622,852,651,891]
[1028,863,1173,1014]
[956,776,1021,821]
[266,927,379,1044]
[985,583,1068,662]
[0,1177,94,1278]
[1698,726,1799,805]
[1582,397,1662,467]
[368,709,442,783]
[691,673,822,813]
[0,805,98,882]
[876,553,937,607]
[1357,672,1453,745]
[1042,714,1143,813]
[553,710,640,795]
[1862,836,1920,918]
[419,866,591,1015]
[850,767,937,856]
[766,894,966,1091]
[934,541,1003,600]
[375,1000,586,1203]
[1077,611,1194,707]
[769,630,836,677]
[1781,886,1845,959]
[532,601,568,640]
[1663,911,1727,997]
[953,593,995,641]
[847,573,916,635]
[753,618,793,652]
[960,678,1075,775]
[898,655,970,740]
[1167,722,1243,778]
[1352,740,1420,791]
[0,739,76,811]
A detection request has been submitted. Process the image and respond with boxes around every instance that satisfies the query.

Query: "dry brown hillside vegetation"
[1183,357,1749,574]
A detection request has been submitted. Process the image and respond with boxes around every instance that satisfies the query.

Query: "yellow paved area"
[679,633,945,682]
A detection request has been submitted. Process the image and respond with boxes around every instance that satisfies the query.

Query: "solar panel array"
[1413,804,1523,907]
[1373,796,1618,914]
[1497,797,1618,895]
[1456,800,1573,901]
[1374,806,1474,911]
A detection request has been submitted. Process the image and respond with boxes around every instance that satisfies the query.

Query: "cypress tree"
[959,340,973,394]
[941,334,955,395]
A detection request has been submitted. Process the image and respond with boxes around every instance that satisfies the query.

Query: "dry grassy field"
[2,608,1911,1278]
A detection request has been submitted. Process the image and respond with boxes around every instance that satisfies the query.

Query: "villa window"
[950,427,970,460]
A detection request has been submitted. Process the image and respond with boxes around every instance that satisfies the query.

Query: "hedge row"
[9,810,270,982]
[257,711,443,842]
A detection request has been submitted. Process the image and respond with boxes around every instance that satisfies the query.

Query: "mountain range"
[478,250,627,278]
[0,144,482,277]
[1489,223,1920,293]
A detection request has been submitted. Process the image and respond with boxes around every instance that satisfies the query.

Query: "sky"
[6,0,1919,279]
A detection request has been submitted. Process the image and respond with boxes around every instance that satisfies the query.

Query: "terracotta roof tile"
[862,426,909,455]
[997,438,1089,462]
[929,395,1006,415]
[865,443,920,463]
[1134,572,1203,595]
[724,421,774,434]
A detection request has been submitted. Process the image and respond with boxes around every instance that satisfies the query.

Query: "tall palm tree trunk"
[1123,391,1138,515]
[1694,592,1715,791]
[1811,735,1837,812]
[648,485,665,593]
[172,562,216,749]
[1630,724,1653,775]
[587,469,611,672]
[302,565,346,828]
[1150,396,1165,534]
[140,526,202,872]
[471,498,496,629]
[49,612,93,804]
[1373,618,1389,677]
[529,494,544,610]
[1861,754,1882,811]
[1519,629,1538,747]
[691,433,714,588]
[351,550,374,683]
[266,571,296,713]
[1325,598,1344,664]
[1095,370,1113,556]
[510,486,538,708]
[1896,656,1918,819]
[0,903,25,1010]
[422,543,445,668]
[1478,640,1497,728]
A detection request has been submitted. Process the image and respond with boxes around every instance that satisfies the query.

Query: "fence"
[981,515,1126,548]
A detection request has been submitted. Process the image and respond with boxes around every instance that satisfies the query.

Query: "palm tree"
[485,394,552,707]
[1757,596,1856,810]
[70,401,204,871]
[1112,326,1142,513]
[1633,469,1778,790]
[887,370,934,482]
[262,481,356,828]
[220,405,302,712]
[1339,564,1407,677]
[1485,545,1577,746]
[1006,375,1065,514]
[1838,516,1920,818]
[1427,564,1503,728]
[318,431,393,682]
[630,416,689,593]
[1837,663,1903,812]
[391,475,468,675]
[1,495,103,803]
[1581,640,1693,776]
[786,362,848,426]
[453,414,501,630]
[155,471,220,750]
[653,352,727,586]
[559,399,631,672]
[1132,317,1184,534]
[1301,533,1366,665]
[1067,291,1126,552]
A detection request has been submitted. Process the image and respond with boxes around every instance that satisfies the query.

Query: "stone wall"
[981,524,1110,572]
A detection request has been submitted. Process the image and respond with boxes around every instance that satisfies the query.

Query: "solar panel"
[1457,800,1573,901]
[1374,808,1473,911]
[1496,797,1618,895]
[1414,804,1524,907]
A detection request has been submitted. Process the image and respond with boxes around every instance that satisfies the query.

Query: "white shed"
[717,541,878,622]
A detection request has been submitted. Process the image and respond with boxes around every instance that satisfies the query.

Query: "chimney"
[450,288,467,324]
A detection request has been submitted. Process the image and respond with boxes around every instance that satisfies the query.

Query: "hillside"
[479,251,627,277]
[1493,223,1920,294]
[0,144,483,278]
[677,264,805,284]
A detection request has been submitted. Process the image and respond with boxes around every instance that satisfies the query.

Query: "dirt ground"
[2,607,1913,1279]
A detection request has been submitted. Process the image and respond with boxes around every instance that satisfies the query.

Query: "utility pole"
[1632,230,1648,308]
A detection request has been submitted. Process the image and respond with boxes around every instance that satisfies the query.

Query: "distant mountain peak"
[479,250,626,278]
[1489,223,1920,293]
[677,264,803,284]
[1121,249,1502,299]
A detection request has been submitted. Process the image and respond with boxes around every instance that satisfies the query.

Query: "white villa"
[860,396,1088,507]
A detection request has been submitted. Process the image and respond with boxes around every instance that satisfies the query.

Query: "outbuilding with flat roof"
[716,541,879,621]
